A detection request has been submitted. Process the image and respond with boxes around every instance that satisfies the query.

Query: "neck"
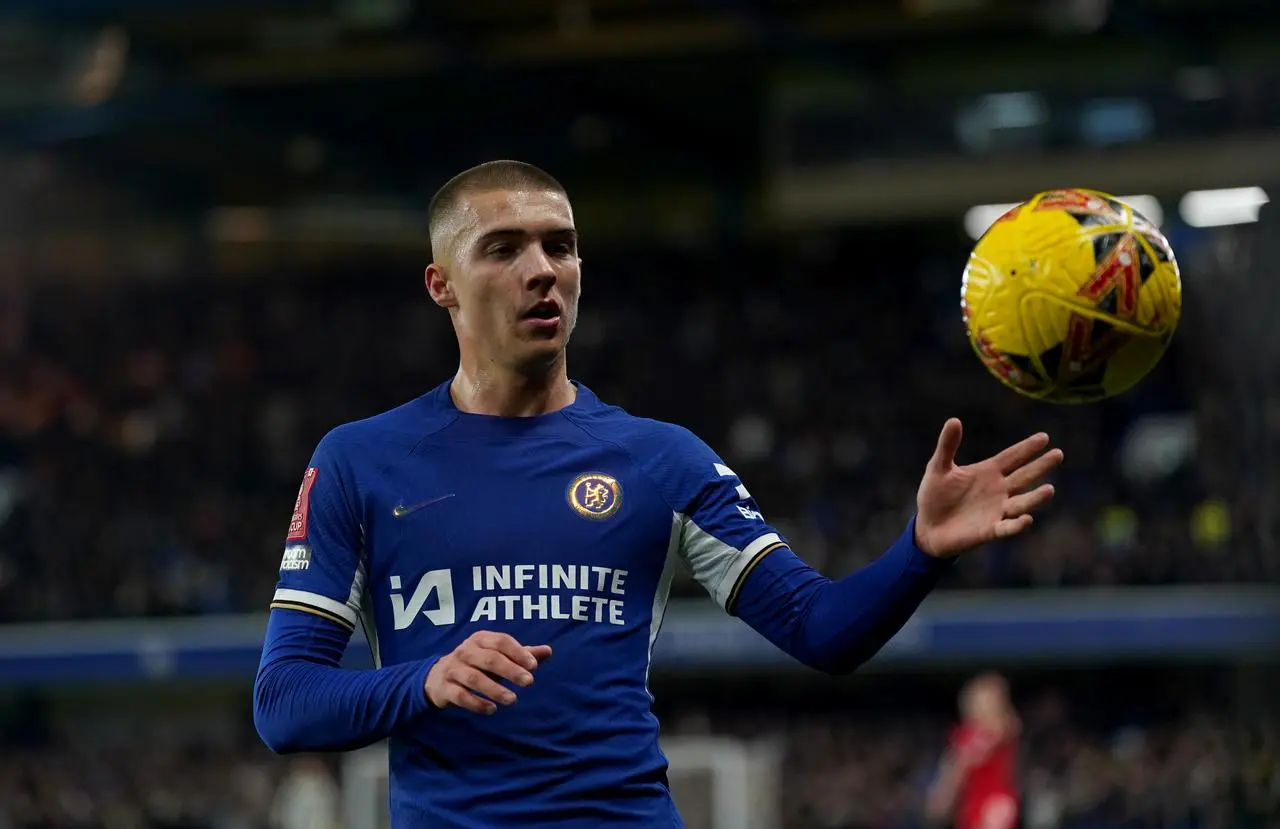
[450,358,575,417]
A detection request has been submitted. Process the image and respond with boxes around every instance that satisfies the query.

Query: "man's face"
[962,677,1008,725]
[430,188,580,373]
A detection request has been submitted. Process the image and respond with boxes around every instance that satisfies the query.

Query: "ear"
[425,263,457,308]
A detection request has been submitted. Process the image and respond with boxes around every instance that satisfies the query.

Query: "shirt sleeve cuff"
[903,514,958,574]
[414,655,444,713]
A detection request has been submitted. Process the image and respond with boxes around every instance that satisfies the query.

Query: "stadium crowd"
[1,9,1276,829]
[1,683,1276,829]
[0,227,1275,624]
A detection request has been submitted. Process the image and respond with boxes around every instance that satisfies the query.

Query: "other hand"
[915,418,1063,558]
[425,631,553,715]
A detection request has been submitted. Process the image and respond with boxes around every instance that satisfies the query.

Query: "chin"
[514,339,567,374]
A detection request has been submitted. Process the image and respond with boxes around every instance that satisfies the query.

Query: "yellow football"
[961,188,1182,403]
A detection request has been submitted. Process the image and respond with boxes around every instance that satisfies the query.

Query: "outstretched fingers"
[1005,446,1065,492]
[992,432,1051,474]
[1004,483,1056,518]
[991,451,1060,543]
[929,418,964,471]
[993,514,1035,539]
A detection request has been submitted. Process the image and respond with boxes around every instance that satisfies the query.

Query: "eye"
[545,241,575,257]
[486,244,515,259]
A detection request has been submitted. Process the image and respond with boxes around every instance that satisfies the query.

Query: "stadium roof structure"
[0,0,1275,220]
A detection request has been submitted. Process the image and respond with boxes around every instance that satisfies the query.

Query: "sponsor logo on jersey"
[567,472,622,520]
[714,463,761,518]
[392,492,456,518]
[388,564,630,629]
[279,544,312,572]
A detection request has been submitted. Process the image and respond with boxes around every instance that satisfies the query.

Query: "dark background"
[0,1,1277,827]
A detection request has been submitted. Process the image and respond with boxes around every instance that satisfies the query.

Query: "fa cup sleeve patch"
[286,467,319,541]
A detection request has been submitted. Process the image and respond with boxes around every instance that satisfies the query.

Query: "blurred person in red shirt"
[926,672,1021,829]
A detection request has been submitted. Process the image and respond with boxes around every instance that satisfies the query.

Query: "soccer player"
[926,673,1022,829]
[253,160,1063,828]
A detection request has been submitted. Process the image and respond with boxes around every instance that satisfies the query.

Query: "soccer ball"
[961,188,1182,403]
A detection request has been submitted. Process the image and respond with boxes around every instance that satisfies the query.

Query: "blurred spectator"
[0,686,1275,829]
[269,758,340,829]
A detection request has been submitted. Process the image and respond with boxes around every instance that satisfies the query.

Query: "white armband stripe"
[678,515,782,609]
[271,588,359,626]
[727,532,784,598]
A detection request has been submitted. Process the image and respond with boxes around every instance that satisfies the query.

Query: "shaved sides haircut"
[428,160,568,261]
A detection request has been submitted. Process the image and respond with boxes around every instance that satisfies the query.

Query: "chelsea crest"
[567,472,623,520]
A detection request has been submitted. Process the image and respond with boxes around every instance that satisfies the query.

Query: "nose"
[523,247,557,292]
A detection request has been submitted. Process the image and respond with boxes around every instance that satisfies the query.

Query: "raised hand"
[426,631,553,715]
[914,418,1064,558]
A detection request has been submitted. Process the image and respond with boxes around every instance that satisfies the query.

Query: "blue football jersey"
[270,380,788,827]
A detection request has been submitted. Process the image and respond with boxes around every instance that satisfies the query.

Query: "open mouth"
[522,300,561,323]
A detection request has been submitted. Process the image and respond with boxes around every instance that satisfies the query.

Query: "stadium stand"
[0,230,1272,624]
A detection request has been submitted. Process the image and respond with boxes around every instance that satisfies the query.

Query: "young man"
[253,160,1063,828]
[927,673,1023,829]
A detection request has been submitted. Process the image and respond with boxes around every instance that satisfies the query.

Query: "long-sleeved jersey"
[254,380,949,828]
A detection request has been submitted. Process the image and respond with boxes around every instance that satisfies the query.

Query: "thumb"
[930,418,963,472]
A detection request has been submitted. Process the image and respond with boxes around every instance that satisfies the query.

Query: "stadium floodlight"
[964,203,1019,242]
[964,194,1162,241]
[1178,187,1270,228]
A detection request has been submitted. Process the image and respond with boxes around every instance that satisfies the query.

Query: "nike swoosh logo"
[392,493,456,518]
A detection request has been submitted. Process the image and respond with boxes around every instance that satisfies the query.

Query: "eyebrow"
[476,227,578,245]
